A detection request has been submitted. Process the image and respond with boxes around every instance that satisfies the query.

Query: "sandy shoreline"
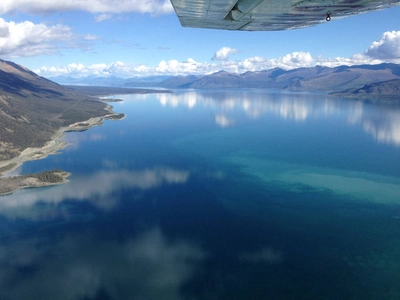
[0,104,124,177]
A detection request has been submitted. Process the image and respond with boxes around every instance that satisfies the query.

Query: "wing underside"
[170,0,400,31]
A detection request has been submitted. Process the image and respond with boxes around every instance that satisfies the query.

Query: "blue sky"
[0,0,399,78]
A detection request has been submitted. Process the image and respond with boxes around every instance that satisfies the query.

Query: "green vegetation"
[31,170,67,183]
[107,113,125,120]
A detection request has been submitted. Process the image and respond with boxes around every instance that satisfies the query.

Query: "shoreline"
[0,104,124,178]
[0,171,71,196]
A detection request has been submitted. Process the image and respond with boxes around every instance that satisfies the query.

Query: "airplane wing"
[170,0,400,31]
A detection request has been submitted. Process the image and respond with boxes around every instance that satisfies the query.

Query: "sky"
[0,0,400,79]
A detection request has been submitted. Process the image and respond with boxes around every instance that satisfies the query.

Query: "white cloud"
[314,53,383,68]
[365,31,400,61]
[36,50,387,79]
[277,51,314,68]
[94,13,112,22]
[35,29,400,78]
[238,51,315,71]
[0,18,74,57]
[155,58,203,74]
[0,18,102,58]
[83,34,101,41]
[0,0,173,15]
[212,47,239,61]
[37,59,212,78]
[37,62,128,77]
[0,21,9,37]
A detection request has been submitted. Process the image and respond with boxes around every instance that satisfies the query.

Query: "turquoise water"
[0,90,400,299]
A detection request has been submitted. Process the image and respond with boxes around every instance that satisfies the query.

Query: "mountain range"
[47,63,400,100]
[123,63,400,93]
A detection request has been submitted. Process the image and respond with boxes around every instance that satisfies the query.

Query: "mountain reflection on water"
[157,90,400,146]
[0,90,399,300]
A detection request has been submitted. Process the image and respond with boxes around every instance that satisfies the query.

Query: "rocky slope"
[0,59,109,161]
[330,79,400,104]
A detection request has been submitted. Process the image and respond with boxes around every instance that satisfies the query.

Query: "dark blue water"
[1,90,400,299]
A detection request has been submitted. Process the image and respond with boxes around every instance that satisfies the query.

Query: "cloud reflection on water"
[63,132,108,151]
[348,104,400,146]
[214,114,235,128]
[0,228,205,300]
[0,167,189,217]
[156,91,400,146]
[363,117,400,146]
[156,91,335,122]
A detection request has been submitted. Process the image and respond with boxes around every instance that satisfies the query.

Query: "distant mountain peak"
[153,63,400,92]
[211,70,232,75]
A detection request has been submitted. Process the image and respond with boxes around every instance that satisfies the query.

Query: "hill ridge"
[0,59,110,162]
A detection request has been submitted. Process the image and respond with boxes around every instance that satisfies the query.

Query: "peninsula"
[330,79,400,105]
[0,170,70,196]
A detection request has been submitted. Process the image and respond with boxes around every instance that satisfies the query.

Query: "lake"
[1,89,400,299]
